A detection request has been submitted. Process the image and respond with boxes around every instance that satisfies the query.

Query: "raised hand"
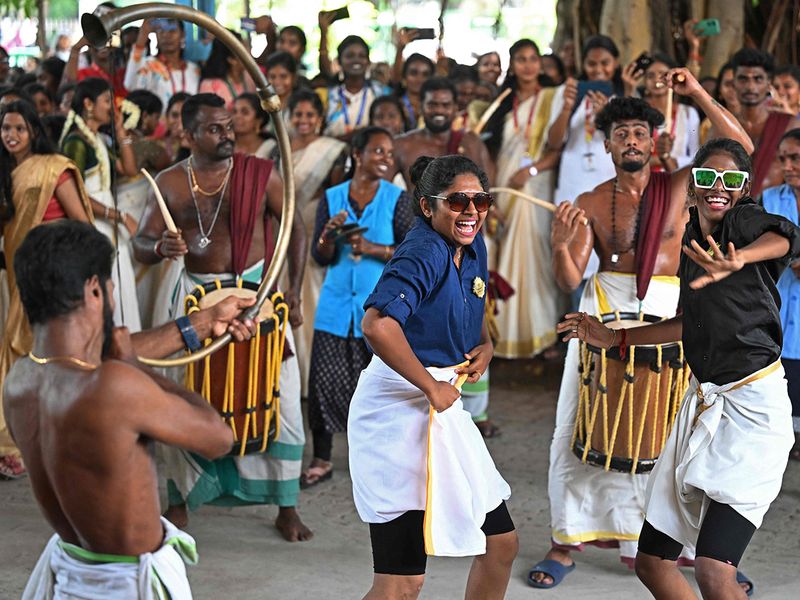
[551,201,586,248]
[586,89,609,114]
[395,27,420,49]
[561,77,578,112]
[622,61,643,96]
[683,236,745,289]
[318,10,336,32]
[668,67,702,98]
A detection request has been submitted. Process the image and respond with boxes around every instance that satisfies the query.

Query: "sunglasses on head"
[691,167,749,191]
[429,192,494,213]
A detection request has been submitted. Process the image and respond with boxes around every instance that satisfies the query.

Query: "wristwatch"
[528,165,539,178]
[660,152,671,163]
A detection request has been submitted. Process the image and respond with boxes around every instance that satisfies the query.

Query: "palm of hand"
[685,237,744,289]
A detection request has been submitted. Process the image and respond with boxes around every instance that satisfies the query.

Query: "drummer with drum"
[132,93,312,542]
[527,69,754,589]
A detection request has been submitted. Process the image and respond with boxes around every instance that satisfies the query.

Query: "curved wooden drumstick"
[490,187,589,226]
[140,168,178,233]
[472,88,512,135]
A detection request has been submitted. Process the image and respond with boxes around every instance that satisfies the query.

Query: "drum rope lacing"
[572,312,690,474]
[184,281,289,456]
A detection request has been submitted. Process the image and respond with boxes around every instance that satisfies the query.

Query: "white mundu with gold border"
[548,271,684,560]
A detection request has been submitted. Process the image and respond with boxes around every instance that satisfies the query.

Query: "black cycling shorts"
[370,500,515,576]
[638,501,755,567]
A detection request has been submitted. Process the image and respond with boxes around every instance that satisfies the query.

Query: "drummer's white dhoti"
[645,361,793,549]
[348,356,510,557]
[22,517,195,600]
[548,272,680,560]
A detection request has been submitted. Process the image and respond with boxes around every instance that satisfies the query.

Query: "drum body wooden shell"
[184,281,288,456]
[572,312,689,474]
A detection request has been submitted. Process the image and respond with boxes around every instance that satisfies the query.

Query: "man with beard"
[393,77,494,187]
[4,220,262,598]
[527,70,755,590]
[728,48,800,195]
[132,93,312,541]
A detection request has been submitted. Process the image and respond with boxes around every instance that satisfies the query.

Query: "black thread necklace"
[610,178,645,266]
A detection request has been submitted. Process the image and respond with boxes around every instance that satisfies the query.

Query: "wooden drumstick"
[490,187,589,226]
[140,168,178,233]
[664,72,687,132]
[472,88,512,135]
[664,88,674,131]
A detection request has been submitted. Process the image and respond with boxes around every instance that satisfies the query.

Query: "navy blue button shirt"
[363,217,487,367]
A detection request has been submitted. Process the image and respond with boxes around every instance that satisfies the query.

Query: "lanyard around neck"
[340,85,369,132]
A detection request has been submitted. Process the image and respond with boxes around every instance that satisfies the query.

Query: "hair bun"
[410,156,435,189]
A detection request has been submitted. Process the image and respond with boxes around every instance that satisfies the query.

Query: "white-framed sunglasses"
[691,167,749,191]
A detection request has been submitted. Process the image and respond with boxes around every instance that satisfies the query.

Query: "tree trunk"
[600,0,651,66]
[552,0,576,52]
[701,0,744,78]
[36,0,47,57]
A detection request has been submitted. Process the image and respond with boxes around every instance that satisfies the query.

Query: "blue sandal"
[526,559,577,589]
[736,570,754,597]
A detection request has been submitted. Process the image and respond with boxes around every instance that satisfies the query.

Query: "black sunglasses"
[429,192,494,213]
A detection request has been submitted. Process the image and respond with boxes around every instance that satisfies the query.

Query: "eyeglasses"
[691,167,749,191]
[429,192,494,213]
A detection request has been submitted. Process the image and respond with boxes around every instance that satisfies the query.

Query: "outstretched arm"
[673,67,754,155]
[683,232,790,289]
[559,312,683,348]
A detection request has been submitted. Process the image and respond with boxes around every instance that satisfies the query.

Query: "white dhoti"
[22,517,195,600]
[548,272,680,560]
[348,356,510,557]
[645,361,793,548]
[162,264,305,510]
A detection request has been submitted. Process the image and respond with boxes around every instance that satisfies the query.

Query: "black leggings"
[638,500,756,567]
[370,501,515,575]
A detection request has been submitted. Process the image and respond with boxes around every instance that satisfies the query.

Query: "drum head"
[197,287,275,321]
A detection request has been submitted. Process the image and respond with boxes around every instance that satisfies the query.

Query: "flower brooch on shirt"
[472,276,486,299]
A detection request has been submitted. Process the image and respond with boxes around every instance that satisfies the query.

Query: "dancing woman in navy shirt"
[348,155,516,600]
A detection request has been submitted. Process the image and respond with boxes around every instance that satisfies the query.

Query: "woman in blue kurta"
[302,127,413,488]
[348,155,517,600]
[762,128,800,459]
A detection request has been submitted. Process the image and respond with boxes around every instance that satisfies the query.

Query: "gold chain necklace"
[28,352,98,370]
[187,157,233,196]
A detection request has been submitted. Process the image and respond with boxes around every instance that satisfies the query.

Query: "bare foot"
[163,503,189,529]
[529,548,574,586]
[275,506,313,542]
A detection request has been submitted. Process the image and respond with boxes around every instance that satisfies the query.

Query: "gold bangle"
[384,245,391,261]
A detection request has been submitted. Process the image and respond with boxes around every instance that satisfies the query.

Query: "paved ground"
[2,357,799,599]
